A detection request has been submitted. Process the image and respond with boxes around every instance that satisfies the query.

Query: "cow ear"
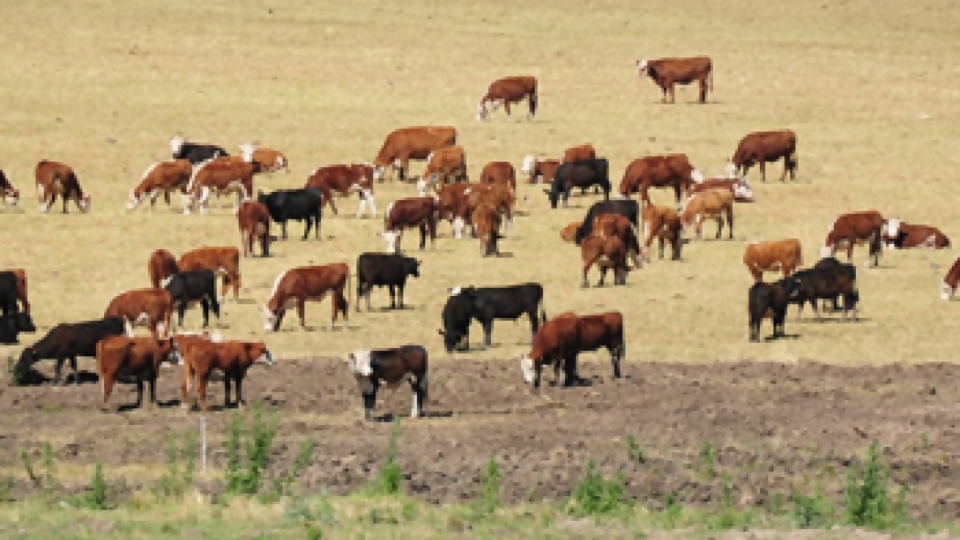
[416,259,422,266]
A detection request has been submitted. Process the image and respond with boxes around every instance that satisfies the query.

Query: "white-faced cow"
[518,311,624,389]
[729,130,798,183]
[306,163,377,218]
[417,146,467,194]
[520,156,561,185]
[882,219,950,250]
[379,197,439,254]
[476,76,537,122]
[371,126,457,182]
[347,346,428,421]
[636,56,713,103]
[170,136,229,164]
[35,160,91,214]
[182,157,260,215]
[261,264,350,332]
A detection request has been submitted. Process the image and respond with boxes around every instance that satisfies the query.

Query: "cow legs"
[668,82,676,104]
[398,284,405,309]
[611,341,624,379]
[302,216,313,240]
[281,221,288,240]
[699,78,708,103]
[196,371,211,413]
[181,363,194,411]
[135,378,144,409]
[100,373,115,410]
[715,216,723,240]
[362,378,380,421]
[388,285,397,309]
[68,356,80,386]
[759,160,767,183]
[481,320,493,348]
[598,266,608,287]
[418,223,428,251]
[235,375,246,409]
[726,208,734,240]
[147,375,157,409]
[200,299,210,328]
[562,352,581,387]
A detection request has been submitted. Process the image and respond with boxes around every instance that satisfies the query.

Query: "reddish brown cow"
[436,182,480,234]
[35,160,91,214]
[941,255,960,300]
[371,126,457,182]
[729,130,798,183]
[562,144,596,164]
[180,340,273,413]
[473,204,503,257]
[743,239,803,282]
[380,197,439,254]
[592,214,641,269]
[104,288,174,339]
[560,221,583,242]
[261,264,350,332]
[476,76,538,122]
[96,335,180,411]
[417,146,468,194]
[576,311,625,379]
[581,234,629,288]
[128,160,193,211]
[456,183,515,240]
[239,143,288,173]
[636,56,713,103]
[518,312,581,389]
[148,249,179,289]
[882,219,951,250]
[237,201,271,258]
[640,205,684,262]
[1,169,20,208]
[821,210,884,267]
[2,269,30,313]
[182,157,260,215]
[520,156,561,184]
[178,247,242,304]
[619,154,703,208]
[479,161,517,191]
[306,163,377,217]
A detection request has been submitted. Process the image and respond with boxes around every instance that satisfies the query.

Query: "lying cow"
[237,201,272,258]
[618,154,701,209]
[257,188,324,240]
[179,339,273,412]
[261,264,350,331]
[15,317,127,386]
[104,288,174,339]
[821,210,884,268]
[476,76,537,122]
[439,283,546,352]
[636,56,713,103]
[748,278,799,342]
[163,270,221,329]
[347,346,428,421]
[36,160,91,214]
[581,234,629,288]
[95,336,180,411]
[170,136,229,164]
[305,163,377,218]
[379,197,438,254]
[356,253,421,311]
[882,219,950,250]
[743,239,803,282]
[128,159,193,211]
[547,158,611,209]
[148,249,179,289]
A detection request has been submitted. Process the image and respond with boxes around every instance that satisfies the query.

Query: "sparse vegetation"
[567,460,631,517]
[370,418,403,497]
[224,402,279,497]
[481,458,501,514]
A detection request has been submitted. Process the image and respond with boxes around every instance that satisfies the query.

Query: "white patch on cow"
[733,183,753,201]
[941,281,954,301]
[260,305,278,332]
[410,391,420,418]
[161,276,174,288]
[76,194,91,213]
[135,312,150,325]
[256,348,274,365]
[4,193,18,207]
[642,220,651,243]
[170,136,185,157]
[724,161,738,179]
[886,218,901,239]
[393,158,402,168]
[519,354,536,384]
[690,169,704,184]
[254,222,267,237]
[636,59,649,75]
[270,270,289,299]
[385,201,395,222]
[124,320,136,338]
[476,102,487,121]
[348,350,374,377]
[923,234,938,248]
[884,242,896,251]
[239,143,258,163]
[819,246,834,258]
[381,230,402,253]
[363,190,377,217]
[185,157,216,195]
[449,286,462,296]
[521,155,537,174]
[453,216,465,239]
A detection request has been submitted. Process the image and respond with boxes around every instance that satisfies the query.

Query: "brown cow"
[1,169,20,208]
[96,335,180,411]
[473,204,503,257]
[743,239,804,282]
[560,221,582,242]
[2,269,30,313]
[581,234,629,288]
[237,201,271,258]
[593,214,641,269]
[261,264,350,332]
[941,255,960,300]
[882,219,951,250]
[182,157,260,215]
[636,56,713,103]
[306,163,377,217]
[148,249,179,289]
[640,205,684,262]
[821,210,884,267]
[436,182,480,236]
[478,161,517,191]
[178,247,242,304]
[239,143,288,173]
[127,159,193,211]
[456,183,515,240]
[476,76,538,121]
[371,126,457,182]
[520,156,561,185]
[380,197,439,254]
[680,188,734,240]
[619,154,703,208]
[104,288,174,339]
[729,130,798,183]
[562,144,596,164]
[576,311,625,379]
[417,146,468,194]
[518,312,581,389]
[691,174,754,203]
[35,160,91,214]
[179,340,273,412]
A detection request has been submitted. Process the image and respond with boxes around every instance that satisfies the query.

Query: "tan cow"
[417,146,467,194]
[476,76,538,121]
[179,340,273,412]
[237,201,271,258]
[305,163,377,217]
[148,249,179,289]
[743,239,803,282]
[35,160,91,214]
[640,204,684,262]
[560,221,583,242]
[636,56,713,103]
[479,161,517,191]
[178,247,242,304]
[680,188,734,240]
[239,143,288,173]
[128,159,193,211]
[182,157,260,215]
[473,204,503,257]
[372,126,457,182]
[96,336,179,411]
[261,264,350,332]
[104,288,174,339]
[581,234,629,288]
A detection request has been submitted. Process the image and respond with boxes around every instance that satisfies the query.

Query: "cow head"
[404,257,422,278]
[724,161,739,179]
[690,169,704,185]
[250,342,274,366]
[3,189,19,208]
[14,347,39,381]
[438,287,474,352]
[77,194,92,213]
[819,246,836,259]
[519,353,537,385]
[636,59,649,77]
[170,136,185,158]
[347,349,377,396]
[520,155,538,175]
[476,98,502,121]
[379,230,402,254]
[239,143,258,163]
[941,281,955,301]
[733,178,754,202]
[260,305,282,332]
[885,218,902,249]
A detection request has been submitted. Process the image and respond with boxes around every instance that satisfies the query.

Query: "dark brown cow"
[575,311,625,379]
[371,126,457,182]
[305,163,377,217]
[178,247,242,304]
[237,201,271,258]
[127,159,193,211]
[96,336,179,411]
[35,160,91,214]
[179,340,273,412]
[104,288,174,339]
[581,234,629,288]
[743,239,803,282]
[520,156,561,185]
[148,249,179,289]
[380,197,439,254]
[239,143,288,173]
[640,204,684,262]
[476,76,538,121]
[479,161,517,191]
[822,210,884,267]
[941,255,960,300]
[729,130,798,183]
[883,219,950,250]
[1,169,20,208]
[636,56,713,103]
[261,264,350,332]
[473,204,503,257]
[182,157,261,214]
[619,154,703,208]
[592,214,641,269]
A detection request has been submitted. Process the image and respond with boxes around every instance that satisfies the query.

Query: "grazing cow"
[821,210,884,267]
[1,269,30,313]
[518,312,582,389]
[575,311,625,379]
[478,161,517,191]
[179,340,273,412]
[789,256,843,315]
[547,158,611,209]
[306,163,377,217]
[439,283,546,352]
[459,183,515,239]
[729,130,798,183]
[0,311,36,345]
[128,159,193,211]
[636,56,713,103]
[581,234,629,288]
[561,144,596,164]
[372,126,457,182]
[182,157,261,214]
[417,146,468,194]
[15,317,126,386]
[379,197,438,254]
[163,270,221,329]
[178,247,242,304]
[640,204,684,262]
[347,346,428,421]
[257,188,323,240]
[237,201,272,258]
[96,336,180,411]
[747,278,799,342]
[170,136,229,164]
[680,188,734,240]
[786,262,860,322]
[148,249,179,289]
[35,160,91,214]
[941,255,960,300]
[520,156,562,185]
[691,174,754,203]
[104,288,174,339]
[476,76,537,121]
[743,239,803,282]
[574,199,640,245]
[239,143,288,173]
[883,219,950,250]
[473,204,503,257]
[356,253,421,311]
[261,264,350,332]
[1,169,20,207]
[560,221,582,242]
[619,154,702,208]
[592,214,641,269]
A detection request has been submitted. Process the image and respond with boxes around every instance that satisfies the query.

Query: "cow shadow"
[375,410,454,422]
[796,317,870,324]
[18,370,100,387]
[763,333,801,342]
[491,252,515,259]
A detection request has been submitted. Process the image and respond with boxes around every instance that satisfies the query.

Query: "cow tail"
[529,81,538,117]
[796,244,804,268]
[540,299,548,324]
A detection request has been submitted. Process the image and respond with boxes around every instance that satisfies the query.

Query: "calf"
[261,264,350,331]
[96,336,180,411]
[0,269,29,314]
[476,76,537,121]
[619,154,701,208]
[178,247,242,304]
[883,219,950,250]
[821,210,884,267]
[730,130,798,183]
[636,56,713,103]
[0,311,36,345]
[170,136,229,164]
[15,317,126,386]
[35,160,91,214]
[239,143,288,173]
[574,199,640,245]
[547,158,611,208]
[182,157,260,214]
[180,340,273,412]
[305,163,377,217]
[592,214,641,269]
[520,156,561,185]
[1,169,20,208]
[128,159,193,211]
[347,346,428,421]
[148,249,179,289]
[743,239,803,282]
[379,197,439,254]
[473,204,503,257]
[581,234,629,288]
[104,288,174,339]
[356,253,421,311]
[439,283,546,352]
[518,313,582,389]
[787,262,860,322]
[237,201,272,257]
[163,270,221,329]
[640,204,684,262]
[748,278,799,342]
[257,188,324,240]
[417,146,467,194]
[680,188,734,240]
[942,255,960,300]
[478,161,516,191]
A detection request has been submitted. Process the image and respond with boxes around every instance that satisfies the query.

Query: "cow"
[748,278,800,342]
[691,173,754,203]
[170,136,229,164]
[473,204,503,257]
[14,317,127,386]
[518,312,582,389]
[478,161,517,191]
[438,283,546,352]
[636,56,713,103]
[574,200,640,245]
[560,221,582,242]
[882,219,950,250]
[182,157,260,214]
[372,126,457,182]
[127,159,193,211]
[743,239,803,282]
[581,234,628,288]
[95,336,181,411]
[35,160,91,214]
[379,197,438,254]
[592,214,641,269]
[562,144,596,164]
[458,183,515,239]
[261,264,350,332]
[305,163,377,217]
[1,168,20,208]
[680,188,734,240]
[163,270,221,329]
[942,255,960,300]
[356,253,421,312]
[575,311,625,379]
[347,346,428,421]
[640,204,684,263]
[104,288,174,339]
[618,154,702,209]
[148,249,179,289]
[437,182,479,233]
[729,130,798,183]
[547,158,611,209]
[239,143,288,173]
[476,76,537,122]
[785,262,860,322]
[821,210,885,268]
[257,188,323,240]
[1,269,30,313]
[236,201,272,258]
[520,156,561,185]
[417,146,467,194]
[790,256,844,316]
[178,247,242,304]
[0,311,36,345]
[179,340,273,412]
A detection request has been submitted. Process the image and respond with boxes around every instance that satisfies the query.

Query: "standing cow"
[729,130,798,183]
[439,283,546,352]
[257,188,323,241]
[346,346,428,421]
[163,270,221,329]
[170,136,229,164]
[476,76,538,121]
[821,210,884,268]
[35,160,91,214]
[371,126,457,182]
[96,336,181,411]
[261,264,350,332]
[356,253,421,311]
[15,317,127,386]
[636,56,713,103]
[743,239,803,282]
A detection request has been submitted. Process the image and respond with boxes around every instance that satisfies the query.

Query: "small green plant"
[0,475,14,502]
[85,462,108,510]
[273,439,315,497]
[224,402,279,497]
[567,460,630,517]
[699,440,717,480]
[706,473,753,530]
[372,419,403,496]
[304,524,323,540]
[481,458,501,514]
[770,492,784,515]
[792,484,834,528]
[662,491,683,527]
[625,435,645,464]
[21,450,40,489]
[844,440,908,529]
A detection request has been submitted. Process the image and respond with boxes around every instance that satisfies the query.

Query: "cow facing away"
[883,219,950,250]
[15,317,127,386]
[476,76,537,122]
[619,154,701,209]
[179,340,273,412]
[547,158,611,209]
[347,346,428,421]
[822,210,884,268]
[581,234,629,288]
[104,288,174,339]
[730,130,798,183]
[417,147,467,194]
[0,269,30,314]
[257,188,323,241]
[35,160,91,214]
[261,264,350,332]
[237,201,272,258]
[356,253,421,311]
[96,336,181,411]
[636,56,713,103]
[439,283,546,352]
[170,136,229,164]
[592,214,641,269]
[163,270,221,329]
[743,239,803,282]
[640,205,684,263]
[148,249,179,289]
[748,278,799,342]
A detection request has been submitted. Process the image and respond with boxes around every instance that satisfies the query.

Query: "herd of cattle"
[1,57,959,421]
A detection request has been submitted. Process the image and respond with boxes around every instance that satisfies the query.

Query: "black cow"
[356,253,421,312]
[163,270,221,329]
[14,317,126,385]
[574,199,640,245]
[346,345,428,421]
[257,188,323,240]
[547,158,611,209]
[786,262,860,322]
[789,257,844,315]
[438,283,547,352]
[0,272,19,317]
[0,311,36,345]
[748,279,799,342]
[170,136,229,164]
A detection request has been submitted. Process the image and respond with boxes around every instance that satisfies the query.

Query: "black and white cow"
[574,199,640,245]
[356,253,421,311]
[438,283,547,352]
[14,317,126,385]
[346,345,428,421]
[163,270,221,329]
[170,136,229,164]
[547,158,611,209]
[0,311,36,345]
[257,188,323,240]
